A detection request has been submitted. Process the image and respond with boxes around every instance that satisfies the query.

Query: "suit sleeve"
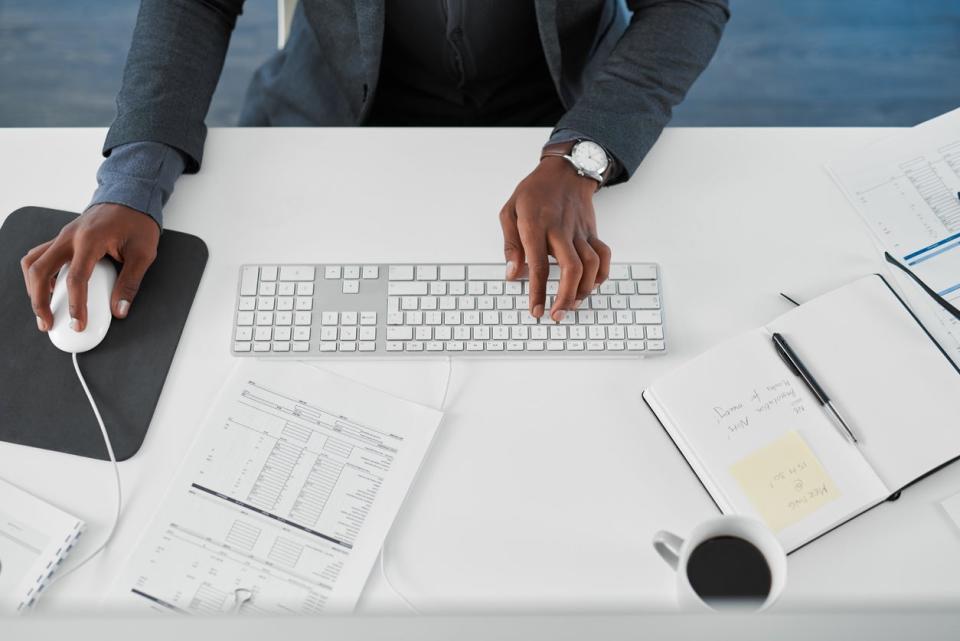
[554,0,730,184]
[103,0,246,173]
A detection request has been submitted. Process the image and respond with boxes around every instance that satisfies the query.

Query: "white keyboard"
[231,263,665,357]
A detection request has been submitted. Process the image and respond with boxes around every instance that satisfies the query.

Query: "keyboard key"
[417,265,438,280]
[527,340,545,351]
[616,310,633,324]
[340,326,357,341]
[237,311,254,326]
[426,341,444,351]
[569,326,586,340]
[274,326,291,341]
[275,311,292,326]
[647,340,666,351]
[257,296,275,311]
[630,295,660,309]
[321,327,338,341]
[546,340,564,351]
[260,265,278,281]
[421,297,438,310]
[279,265,315,282]
[389,265,414,280]
[406,341,424,352]
[468,265,504,280]
[608,326,625,340]
[468,281,484,295]
[406,311,423,325]
[486,341,505,351]
[293,342,310,352]
[343,265,360,279]
[359,341,376,351]
[466,341,484,351]
[589,326,605,340]
[636,280,659,294]
[390,282,428,296]
[296,282,314,296]
[294,312,312,325]
[359,327,376,341]
[416,326,432,340]
[430,281,447,295]
[505,281,522,295]
[319,341,337,352]
[234,341,251,352]
[607,340,625,351]
[386,341,404,351]
[627,325,645,340]
[447,341,465,351]
[401,296,419,310]
[635,310,663,324]
[631,264,658,280]
[238,296,256,311]
[235,326,253,341]
[449,281,466,295]
[646,325,664,339]
[295,296,313,310]
[360,311,377,325]
[608,265,629,280]
[240,266,259,296]
[340,341,357,352]
[507,341,525,351]
[440,265,465,280]
[587,340,605,351]
[254,326,272,341]
[294,326,310,341]
[627,340,645,351]
[321,311,338,325]
[342,311,358,325]
[324,265,342,279]
[362,265,379,279]
[387,312,404,325]
[277,297,294,311]
[253,342,271,352]
[567,340,585,351]
[342,280,360,294]
[273,341,291,352]
[387,327,414,340]
[256,311,274,325]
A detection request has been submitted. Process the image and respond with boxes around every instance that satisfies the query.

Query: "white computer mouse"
[48,259,117,353]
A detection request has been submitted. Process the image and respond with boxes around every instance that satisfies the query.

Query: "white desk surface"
[1,127,959,613]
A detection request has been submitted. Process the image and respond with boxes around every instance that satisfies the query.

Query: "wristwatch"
[541,139,612,187]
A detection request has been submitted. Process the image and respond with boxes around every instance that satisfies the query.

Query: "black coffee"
[686,535,772,608]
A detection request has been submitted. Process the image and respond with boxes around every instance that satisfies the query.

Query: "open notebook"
[0,477,84,613]
[643,275,960,552]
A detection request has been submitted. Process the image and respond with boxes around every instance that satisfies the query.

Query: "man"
[22,0,728,332]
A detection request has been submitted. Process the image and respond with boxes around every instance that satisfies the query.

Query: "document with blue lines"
[828,106,960,362]
[106,360,442,614]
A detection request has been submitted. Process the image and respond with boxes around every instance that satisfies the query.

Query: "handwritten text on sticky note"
[730,431,840,532]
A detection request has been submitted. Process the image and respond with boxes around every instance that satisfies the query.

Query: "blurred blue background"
[1,0,958,127]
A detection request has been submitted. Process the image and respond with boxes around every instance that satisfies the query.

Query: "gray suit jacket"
[105,0,729,182]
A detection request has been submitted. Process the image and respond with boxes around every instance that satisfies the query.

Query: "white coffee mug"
[652,515,787,612]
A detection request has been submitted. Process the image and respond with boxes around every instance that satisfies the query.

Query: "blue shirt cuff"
[88,141,186,229]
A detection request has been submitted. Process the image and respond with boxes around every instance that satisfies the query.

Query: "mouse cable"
[378,355,453,615]
[49,352,123,585]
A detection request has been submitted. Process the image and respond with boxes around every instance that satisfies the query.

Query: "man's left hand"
[499,153,611,323]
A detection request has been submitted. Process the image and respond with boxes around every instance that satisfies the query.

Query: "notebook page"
[0,477,84,613]
[770,275,960,490]
[646,329,888,551]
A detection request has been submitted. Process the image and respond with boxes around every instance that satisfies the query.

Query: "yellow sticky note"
[730,431,840,532]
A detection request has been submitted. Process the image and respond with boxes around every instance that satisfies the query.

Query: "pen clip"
[772,333,801,376]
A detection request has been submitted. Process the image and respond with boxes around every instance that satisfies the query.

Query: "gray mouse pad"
[0,207,207,461]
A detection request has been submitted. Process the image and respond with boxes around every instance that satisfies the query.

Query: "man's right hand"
[21,203,160,333]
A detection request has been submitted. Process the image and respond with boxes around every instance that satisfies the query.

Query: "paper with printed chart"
[105,360,442,614]
[827,107,960,362]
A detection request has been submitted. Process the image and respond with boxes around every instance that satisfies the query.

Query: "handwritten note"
[712,378,808,439]
[730,431,840,531]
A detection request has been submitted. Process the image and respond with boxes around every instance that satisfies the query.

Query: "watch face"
[571,141,609,175]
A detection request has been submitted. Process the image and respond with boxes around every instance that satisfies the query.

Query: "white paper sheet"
[104,360,442,614]
[0,477,84,613]
[827,107,960,361]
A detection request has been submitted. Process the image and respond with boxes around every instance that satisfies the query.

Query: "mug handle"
[652,530,684,570]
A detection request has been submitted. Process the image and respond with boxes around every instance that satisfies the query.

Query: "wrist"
[540,139,611,189]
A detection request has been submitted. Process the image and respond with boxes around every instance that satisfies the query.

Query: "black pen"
[771,332,859,444]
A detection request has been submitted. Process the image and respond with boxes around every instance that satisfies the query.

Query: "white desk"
[1,127,959,613]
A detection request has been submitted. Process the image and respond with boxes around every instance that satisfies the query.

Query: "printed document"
[106,360,442,614]
[827,107,960,360]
